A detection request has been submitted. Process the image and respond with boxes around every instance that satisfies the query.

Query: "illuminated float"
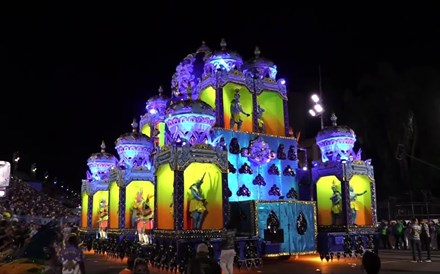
[312,113,378,260]
[81,39,317,269]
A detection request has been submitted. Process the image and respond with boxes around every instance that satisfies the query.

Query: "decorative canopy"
[315,113,357,162]
[164,86,216,146]
[204,38,244,73]
[115,119,154,169]
[244,46,278,80]
[87,141,118,181]
[145,86,169,117]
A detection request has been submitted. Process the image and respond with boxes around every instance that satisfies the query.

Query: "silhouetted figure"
[362,251,381,274]
[187,243,221,274]
[277,144,286,159]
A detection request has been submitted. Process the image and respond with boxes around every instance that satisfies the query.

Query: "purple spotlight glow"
[149,108,158,115]
[280,79,286,85]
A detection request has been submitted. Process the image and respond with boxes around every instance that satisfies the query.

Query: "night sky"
[1,2,439,194]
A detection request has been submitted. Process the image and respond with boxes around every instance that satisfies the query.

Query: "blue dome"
[244,46,277,80]
[164,89,216,146]
[165,98,215,118]
[115,119,154,169]
[87,141,118,181]
[205,39,243,72]
[145,86,170,116]
[315,113,356,162]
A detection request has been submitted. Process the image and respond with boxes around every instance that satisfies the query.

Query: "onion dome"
[204,38,244,73]
[315,113,357,162]
[244,46,278,80]
[115,118,154,169]
[145,86,169,117]
[87,141,118,181]
[164,86,216,146]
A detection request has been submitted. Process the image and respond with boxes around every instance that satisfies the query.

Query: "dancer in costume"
[136,194,153,245]
[98,198,108,239]
[230,89,250,130]
[330,181,343,225]
[349,186,367,225]
[131,189,144,229]
[189,173,207,230]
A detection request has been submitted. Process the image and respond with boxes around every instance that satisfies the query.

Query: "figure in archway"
[349,186,367,225]
[131,189,144,229]
[98,198,108,239]
[230,89,250,131]
[256,104,265,133]
[136,194,153,245]
[330,181,342,225]
[189,173,207,230]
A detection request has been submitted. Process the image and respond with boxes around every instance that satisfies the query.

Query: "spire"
[254,46,261,58]
[196,40,210,53]
[100,140,106,152]
[158,86,163,96]
[220,38,227,50]
[131,118,138,133]
[330,113,338,126]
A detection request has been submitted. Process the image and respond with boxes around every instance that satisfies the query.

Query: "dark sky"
[1,2,440,193]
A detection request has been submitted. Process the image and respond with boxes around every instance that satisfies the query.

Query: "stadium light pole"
[308,65,325,129]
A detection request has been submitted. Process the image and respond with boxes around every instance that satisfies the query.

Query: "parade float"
[312,113,379,261]
[78,39,386,270]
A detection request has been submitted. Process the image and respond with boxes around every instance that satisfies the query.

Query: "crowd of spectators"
[378,219,440,251]
[0,177,80,265]
[1,178,79,220]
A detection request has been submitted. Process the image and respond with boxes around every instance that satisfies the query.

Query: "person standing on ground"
[59,234,85,274]
[187,243,221,274]
[393,220,406,249]
[220,224,236,274]
[409,218,422,263]
[420,219,432,262]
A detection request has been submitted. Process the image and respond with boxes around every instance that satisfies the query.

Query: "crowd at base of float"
[0,177,81,273]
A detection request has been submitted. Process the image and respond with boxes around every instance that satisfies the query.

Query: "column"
[87,195,93,228]
[119,187,126,229]
[173,170,184,230]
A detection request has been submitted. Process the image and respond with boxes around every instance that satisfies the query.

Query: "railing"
[377,201,440,220]
[11,215,80,225]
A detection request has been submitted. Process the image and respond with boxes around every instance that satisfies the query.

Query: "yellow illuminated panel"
[223,83,253,132]
[81,193,88,228]
[125,181,155,229]
[156,164,175,229]
[200,86,216,109]
[349,175,373,226]
[108,181,119,229]
[316,176,341,226]
[257,91,285,136]
[184,163,223,230]
[157,122,165,147]
[141,124,151,137]
[92,191,108,228]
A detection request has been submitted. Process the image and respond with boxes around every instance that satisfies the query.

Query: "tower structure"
[81,141,117,237]
[312,113,378,257]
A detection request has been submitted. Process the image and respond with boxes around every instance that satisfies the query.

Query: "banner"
[0,161,11,188]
